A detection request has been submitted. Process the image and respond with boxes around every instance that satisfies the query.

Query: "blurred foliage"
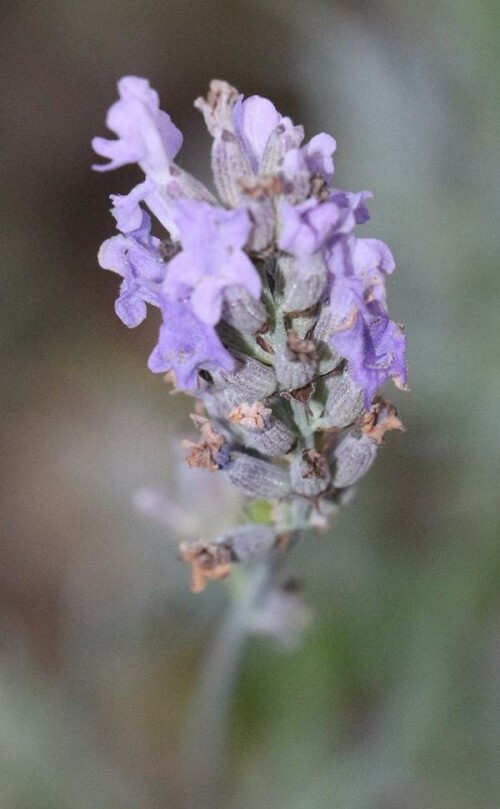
[1,0,499,807]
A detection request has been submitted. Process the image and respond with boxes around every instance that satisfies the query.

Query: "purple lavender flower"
[232,94,285,171]
[279,134,337,197]
[109,179,155,233]
[108,178,178,236]
[350,236,395,299]
[98,212,165,327]
[92,76,183,181]
[163,200,261,326]
[277,191,373,313]
[332,190,372,225]
[300,133,336,181]
[279,197,354,256]
[148,300,234,389]
[326,238,403,403]
[331,302,407,408]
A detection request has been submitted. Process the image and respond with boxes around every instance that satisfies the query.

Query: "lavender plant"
[93,77,407,624]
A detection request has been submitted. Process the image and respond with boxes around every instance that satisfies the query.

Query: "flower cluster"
[93,76,407,597]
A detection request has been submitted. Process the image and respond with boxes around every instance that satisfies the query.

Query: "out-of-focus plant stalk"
[181,552,286,809]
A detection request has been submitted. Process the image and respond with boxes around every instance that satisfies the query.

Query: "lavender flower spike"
[92,76,408,601]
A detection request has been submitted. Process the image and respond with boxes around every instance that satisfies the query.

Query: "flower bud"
[229,402,295,457]
[332,433,378,489]
[275,330,317,390]
[221,284,268,332]
[245,198,276,253]
[280,254,327,313]
[212,355,277,403]
[291,449,331,496]
[211,131,254,207]
[275,352,317,391]
[248,420,296,457]
[225,451,291,498]
[259,121,304,175]
[312,304,335,343]
[322,372,364,429]
[221,523,276,563]
[166,164,216,204]
[312,304,343,374]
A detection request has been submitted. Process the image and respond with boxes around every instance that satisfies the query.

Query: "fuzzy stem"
[181,603,247,809]
[181,550,288,809]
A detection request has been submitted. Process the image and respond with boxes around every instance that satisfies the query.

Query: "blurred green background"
[1,0,500,807]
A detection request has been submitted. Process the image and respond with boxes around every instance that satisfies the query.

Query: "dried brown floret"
[179,540,232,593]
[300,449,330,479]
[360,397,404,445]
[182,415,225,471]
[194,80,239,135]
[228,401,272,430]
